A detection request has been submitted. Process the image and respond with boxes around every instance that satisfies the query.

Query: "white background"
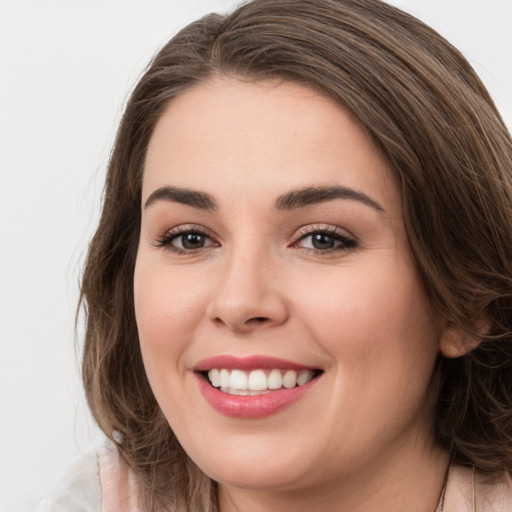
[1,1,511,511]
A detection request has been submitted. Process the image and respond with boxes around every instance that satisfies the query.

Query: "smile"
[206,368,316,395]
[194,355,323,418]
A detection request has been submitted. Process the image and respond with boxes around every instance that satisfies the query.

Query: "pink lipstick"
[194,355,322,419]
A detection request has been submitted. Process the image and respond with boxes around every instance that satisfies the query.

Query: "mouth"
[201,368,322,396]
[193,355,323,417]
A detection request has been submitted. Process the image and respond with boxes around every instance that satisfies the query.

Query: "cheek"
[291,259,440,453]
[133,259,207,376]
[294,256,438,380]
[133,258,215,435]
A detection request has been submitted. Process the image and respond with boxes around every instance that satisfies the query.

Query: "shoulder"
[478,470,512,512]
[37,448,101,512]
[98,440,146,511]
[445,464,512,512]
[37,440,145,512]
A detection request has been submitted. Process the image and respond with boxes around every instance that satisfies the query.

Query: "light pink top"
[38,442,512,511]
[98,441,143,512]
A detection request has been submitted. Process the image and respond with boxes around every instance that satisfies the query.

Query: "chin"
[187,437,314,491]
[208,462,308,492]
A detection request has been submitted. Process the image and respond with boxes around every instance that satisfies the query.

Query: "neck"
[218,442,449,512]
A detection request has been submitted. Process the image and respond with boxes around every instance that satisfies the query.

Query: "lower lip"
[196,373,320,419]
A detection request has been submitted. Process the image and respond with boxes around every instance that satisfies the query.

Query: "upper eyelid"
[161,224,215,238]
[161,224,351,237]
[291,224,359,251]
[153,224,218,250]
[154,223,357,247]
[293,223,356,239]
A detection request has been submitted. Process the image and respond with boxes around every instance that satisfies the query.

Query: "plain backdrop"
[1,1,511,511]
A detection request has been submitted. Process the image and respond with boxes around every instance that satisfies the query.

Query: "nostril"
[211,316,269,328]
[247,317,269,324]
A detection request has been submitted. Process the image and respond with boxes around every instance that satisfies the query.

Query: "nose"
[206,248,289,333]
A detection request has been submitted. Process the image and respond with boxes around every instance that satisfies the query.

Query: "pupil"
[182,233,204,249]
[312,233,334,250]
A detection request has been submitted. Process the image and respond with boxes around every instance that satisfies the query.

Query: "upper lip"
[194,355,319,372]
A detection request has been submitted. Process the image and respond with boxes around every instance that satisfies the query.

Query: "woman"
[44,0,512,510]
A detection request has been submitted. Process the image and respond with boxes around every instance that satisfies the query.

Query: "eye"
[174,232,211,249]
[155,226,218,253]
[293,227,357,253]
[302,232,339,250]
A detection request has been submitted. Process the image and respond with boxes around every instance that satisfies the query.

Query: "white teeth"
[282,370,297,389]
[207,368,316,393]
[248,369,267,391]
[228,387,249,395]
[230,369,248,390]
[208,369,220,387]
[220,369,230,388]
[297,369,313,386]
[220,387,272,396]
[267,369,283,389]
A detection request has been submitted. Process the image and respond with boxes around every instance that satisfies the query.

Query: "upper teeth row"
[207,368,314,391]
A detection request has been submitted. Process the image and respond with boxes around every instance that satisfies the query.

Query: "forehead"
[143,77,399,216]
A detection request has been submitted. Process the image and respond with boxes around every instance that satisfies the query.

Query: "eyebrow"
[274,185,385,212]
[144,184,384,213]
[144,186,217,210]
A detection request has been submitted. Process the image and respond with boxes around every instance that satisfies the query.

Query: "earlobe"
[438,320,487,358]
[438,327,472,358]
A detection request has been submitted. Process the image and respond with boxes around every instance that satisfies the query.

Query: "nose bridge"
[207,239,288,331]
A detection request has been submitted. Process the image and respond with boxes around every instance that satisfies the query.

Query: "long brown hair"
[80,0,512,509]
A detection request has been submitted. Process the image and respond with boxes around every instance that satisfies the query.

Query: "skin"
[134,77,450,511]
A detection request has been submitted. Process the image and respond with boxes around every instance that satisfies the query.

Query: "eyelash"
[154,224,358,256]
[154,225,216,255]
[292,225,358,255]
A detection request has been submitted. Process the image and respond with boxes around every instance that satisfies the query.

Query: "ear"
[438,318,488,359]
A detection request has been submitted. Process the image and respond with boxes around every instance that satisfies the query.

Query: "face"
[134,78,442,496]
